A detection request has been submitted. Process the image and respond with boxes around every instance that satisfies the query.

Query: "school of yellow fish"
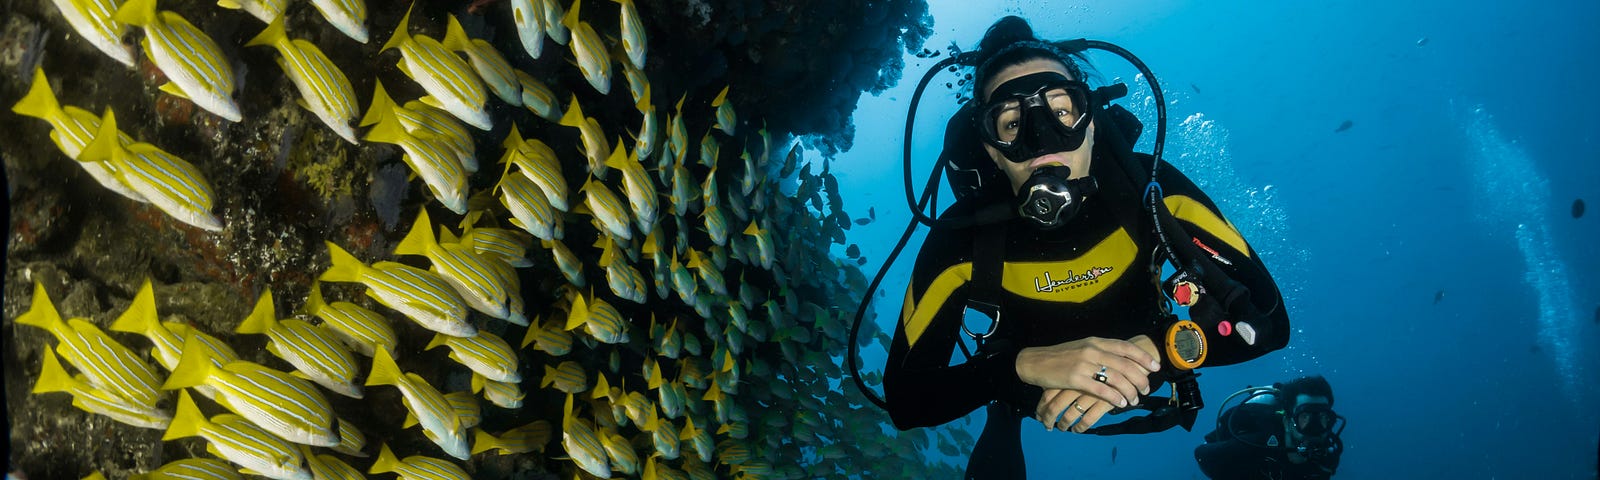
[12,0,972,478]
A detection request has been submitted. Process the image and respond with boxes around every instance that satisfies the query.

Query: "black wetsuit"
[883,146,1291,478]
[1195,401,1342,479]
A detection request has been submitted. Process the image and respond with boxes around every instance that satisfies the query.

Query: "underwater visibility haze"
[2,0,1598,479]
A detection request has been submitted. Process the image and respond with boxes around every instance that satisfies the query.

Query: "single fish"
[643,406,681,460]
[581,176,634,241]
[600,429,641,476]
[164,390,312,480]
[1572,198,1585,219]
[562,394,612,477]
[471,373,525,408]
[245,18,359,144]
[703,204,728,246]
[426,331,521,383]
[16,282,164,408]
[544,238,586,287]
[48,0,136,66]
[236,289,363,398]
[368,444,470,480]
[520,316,574,356]
[1433,289,1445,305]
[363,108,468,213]
[666,95,689,165]
[79,109,223,231]
[604,144,659,235]
[542,360,589,394]
[560,0,611,94]
[162,335,340,447]
[33,345,172,430]
[304,0,367,43]
[303,281,396,358]
[498,165,562,241]
[450,222,533,268]
[682,416,713,463]
[114,0,241,121]
[396,210,525,325]
[712,85,736,136]
[508,0,545,59]
[598,236,648,304]
[558,95,612,178]
[611,0,646,69]
[514,69,560,121]
[319,241,473,337]
[472,420,551,455]
[1334,120,1353,133]
[685,249,727,296]
[366,349,469,460]
[622,60,649,108]
[128,458,241,480]
[636,87,662,160]
[381,3,490,130]
[442,14,521,107]
[565,293,630,344]
[670,162,699,217]
[699,130,720,169]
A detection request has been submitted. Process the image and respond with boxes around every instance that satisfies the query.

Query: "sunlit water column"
[1459,103,1582,399]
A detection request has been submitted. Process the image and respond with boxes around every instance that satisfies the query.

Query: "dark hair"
[972,16,1090,102]
[1276,375,1335,406]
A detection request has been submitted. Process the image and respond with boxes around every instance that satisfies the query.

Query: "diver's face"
[1290,395,1334,442]
[981,58,1096,194]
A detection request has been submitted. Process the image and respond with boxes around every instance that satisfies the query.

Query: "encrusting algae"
[4,0,971,478]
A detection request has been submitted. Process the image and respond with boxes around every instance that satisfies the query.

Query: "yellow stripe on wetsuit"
[1164,195,1250,258]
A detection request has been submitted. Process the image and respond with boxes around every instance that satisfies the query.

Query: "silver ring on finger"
[1093,365,1109,383]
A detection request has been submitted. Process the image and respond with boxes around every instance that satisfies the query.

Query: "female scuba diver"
[880,16,1292,479]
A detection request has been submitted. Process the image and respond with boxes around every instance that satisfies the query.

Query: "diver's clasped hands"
[1016,336,1161,432]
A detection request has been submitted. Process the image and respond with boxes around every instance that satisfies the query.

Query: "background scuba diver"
[1195,376,1344,479]
[881,16,1293,479]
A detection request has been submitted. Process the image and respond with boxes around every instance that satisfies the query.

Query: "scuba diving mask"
[1291,403,1341,438]
[976,71,1094,163]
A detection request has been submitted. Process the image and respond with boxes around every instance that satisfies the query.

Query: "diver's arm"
[883,240,1041,429]
[1157,164,1292,365]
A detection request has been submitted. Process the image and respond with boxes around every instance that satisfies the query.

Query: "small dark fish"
[855,207,876,225]
[1111,446,1118,464]
[845,244,860,258]
[1334,120,1354,133]
[1572,198,1585,218]
[1416,37,1429,47]
[1190,83,1200,94]
[1593,305,1599,324]
[856,256,868,266]
[1528,344,1542,354]
[1433,290,1445,305]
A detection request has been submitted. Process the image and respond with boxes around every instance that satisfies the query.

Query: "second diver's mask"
[1289,402,1344,461]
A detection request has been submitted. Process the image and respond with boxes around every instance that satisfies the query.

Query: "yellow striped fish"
[218,0,289,25]
[519,316,573,356]
[538,0,568,45]
[558,96,612,178]
[562,394,611,477]
[33,345,171,430]
[497,159,563,241]
[668,251,697,304]
[471,420,550,455]
[509,0,545,59]
[12,68,143,201]
[683,416,713,463]
[703,204,729,247]
[544,238,586,287]
[396,210,525,325]
[162,335,340,447]
[716,421,748,440]
[647,457,691,480]
[364,111,468,213]
[636,87,662,161]
[304,451,364,480]
[425,331,520,383]
[581,177,633,241]
[16,282,164,408]
[698,130,720,169]
[657,375,686,419]
[303,281,396,358]
[670,162,698,217]
[129,458,242,480]
[651,315,683,359]
[381,4,490,130]
[743,221,775,270]
[165,390,312,480]
[514,69,560,121]
[331,419,368,457]
[449,220,533,268]
[564,293,629,344]
[560,0,610,94]
[712,85,737,136]
[320,241,474,338]
[598,237,648,304]
[666,95,689,166]
[469,373,524,408]
[604,144,659,234]
[367,349,469,460]
[109,278,240,373]
[502,125,570,211]
[740,149,761,196]
[642,407,681,460]
[439,391,480,430]
[541,360,588,394]
[306,0,367,43]
[48,0,135,66]
[78,109,223,231]
[622,59,648,107]
[113,0,241,121]
[442,15,521,107]
[368,444,470,480]
[245,17,359,144]
[601,429,641,476]
[685,249,728,296]
[610,0,646,69]
[716,438,752,466]
[361,81,476,174]
[235,289,362,398]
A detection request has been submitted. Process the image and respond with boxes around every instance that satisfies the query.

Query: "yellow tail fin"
[161,334,216,390]
[305,281,327,316]
[441,14,470,53]
[362,107,408,145]
[393,209,436,257]
[558,94,585,128]
[380,3,415,54]
[112,0,159,26]
[16,282,70,336]
[563,293,589,331]
[245,15,289,50]
[471,428,500,455]
[425,333,449,351]
[32,345,79,394]
[163,390,208,441]
[235,289,278,334]
[110,279,161,336]
[369,444,400,474]
[11,67,61,122]
[320,241,370,283]
[359,80,396,128]
[366,347,403,387]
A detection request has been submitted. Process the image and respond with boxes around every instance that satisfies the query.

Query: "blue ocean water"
[836,1,1600,478]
